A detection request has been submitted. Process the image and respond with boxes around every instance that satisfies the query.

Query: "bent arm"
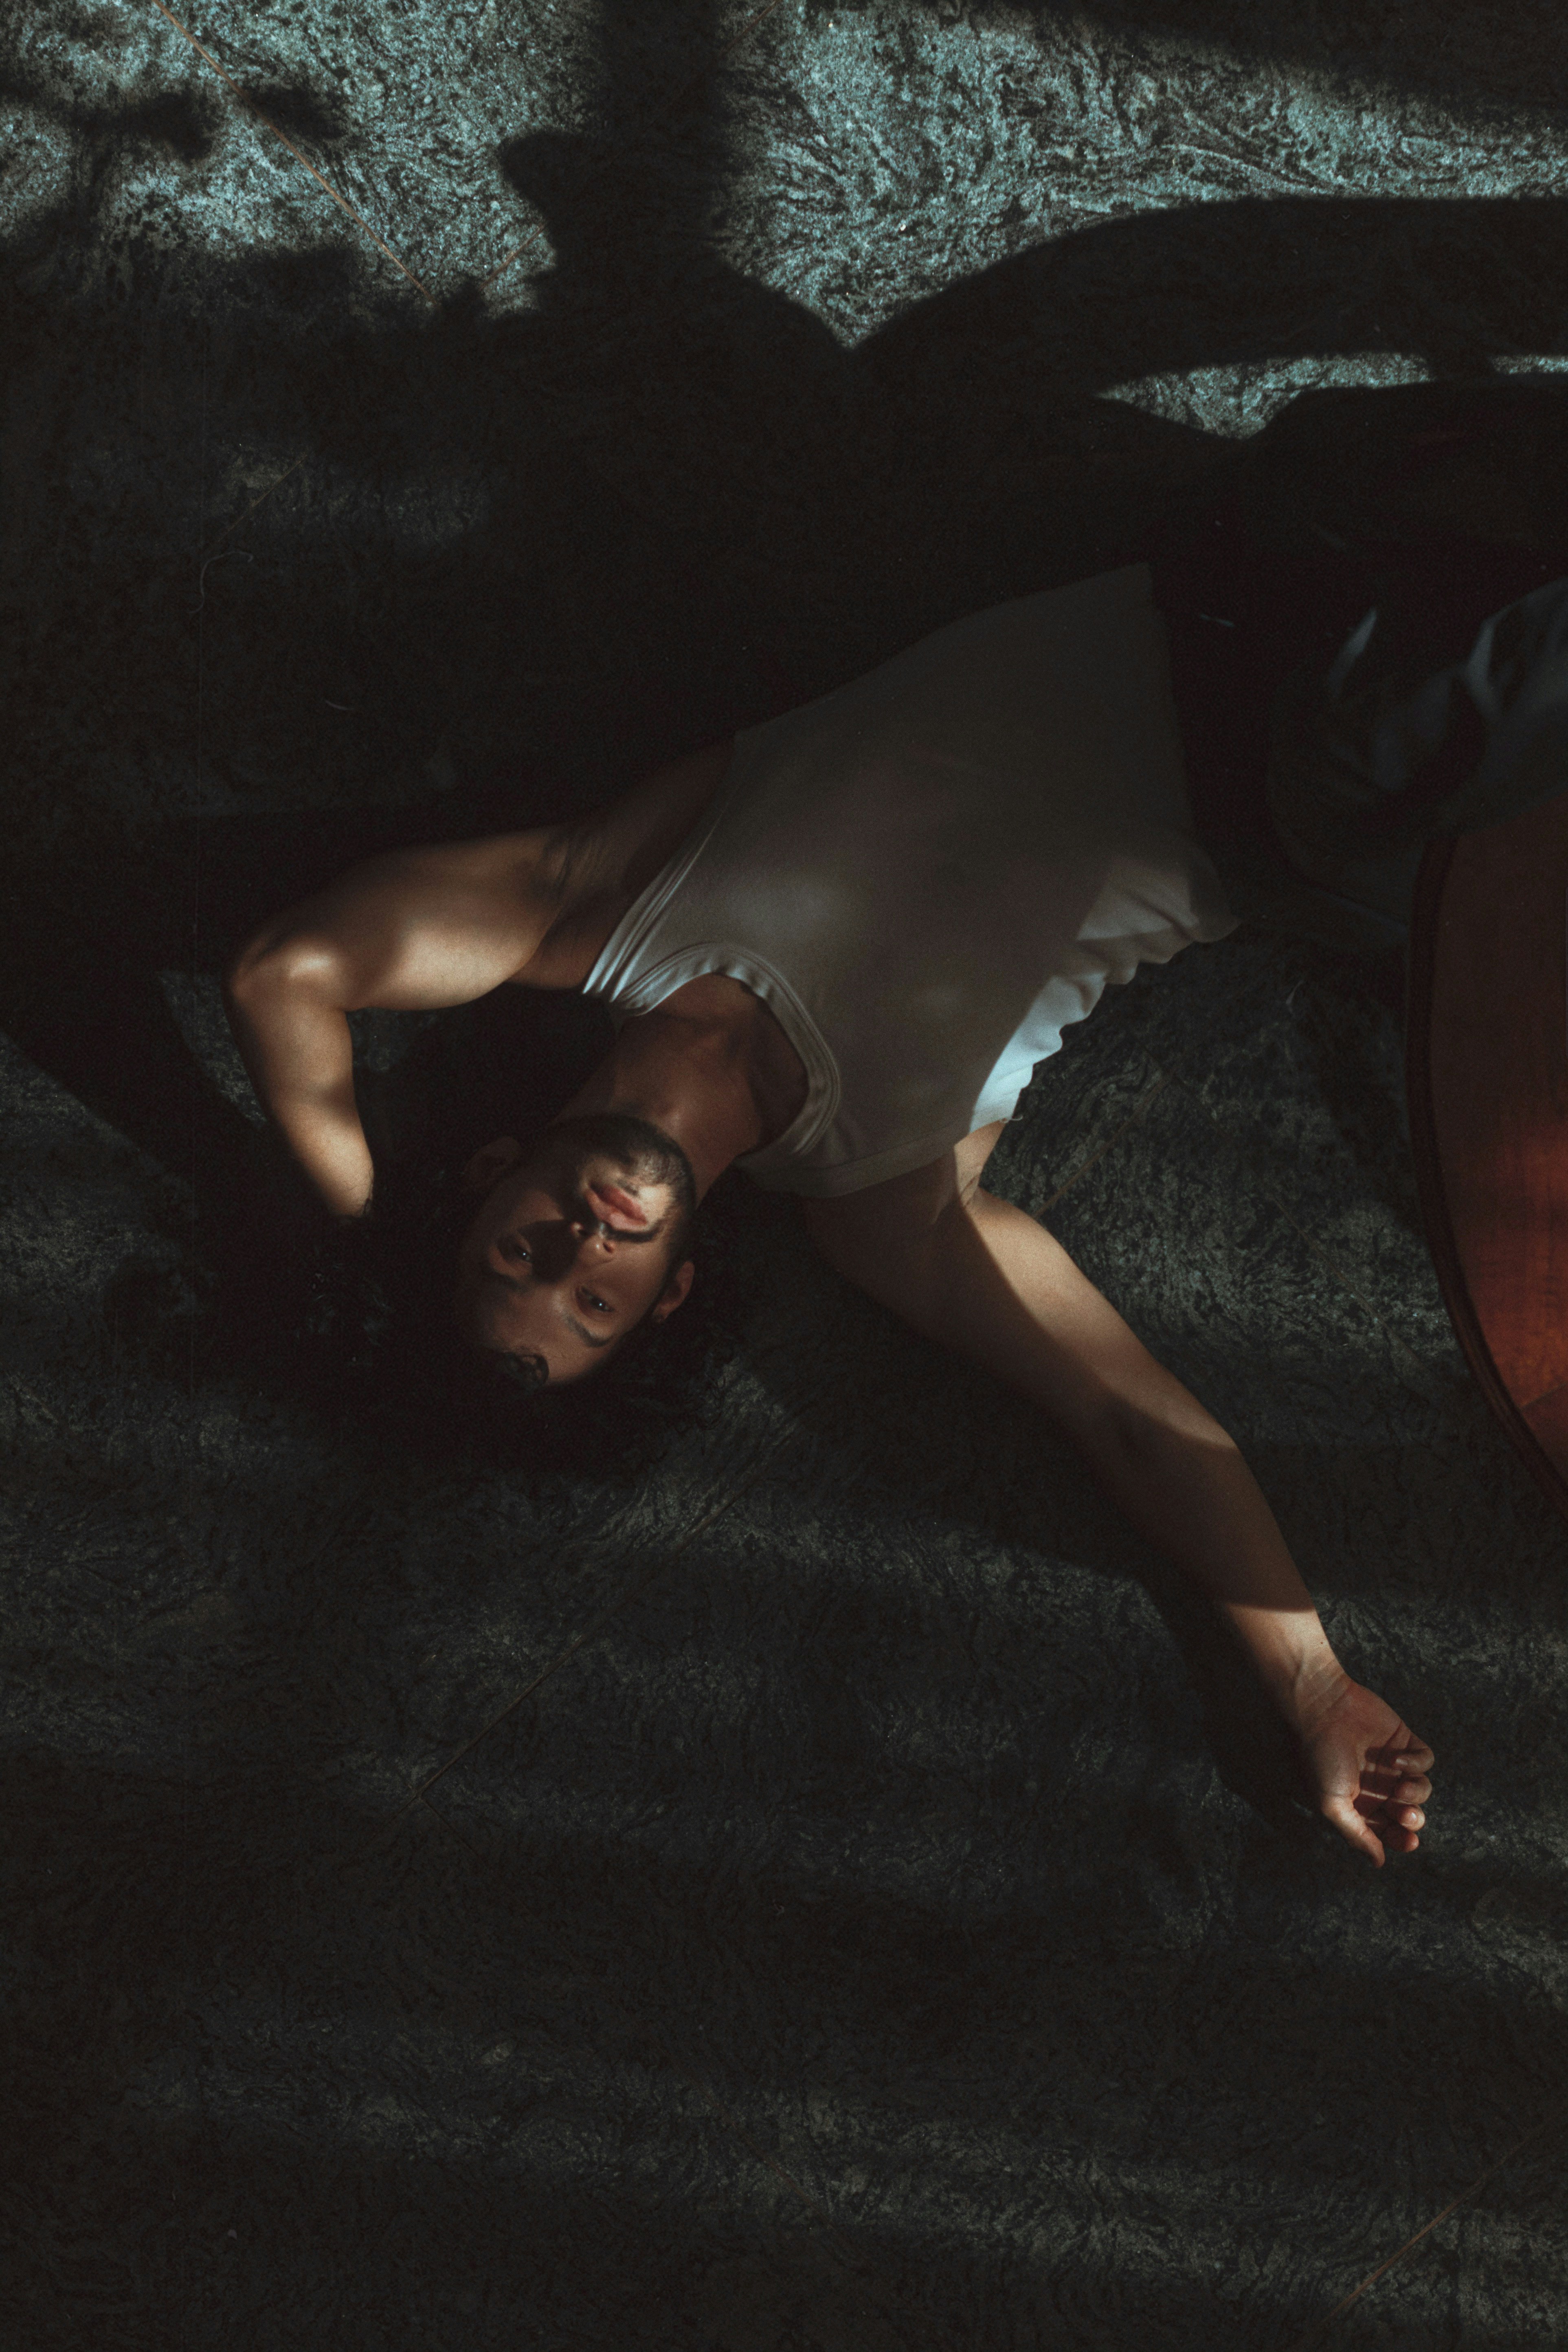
[225,834,563,1216]
[225,949,372,1217]
[806,1163,1433,1860]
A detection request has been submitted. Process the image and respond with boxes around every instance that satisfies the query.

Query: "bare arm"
[224,833,565,1216]
[804,1140,1434,1863]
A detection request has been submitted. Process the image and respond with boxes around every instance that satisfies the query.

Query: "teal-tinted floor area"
[3,4,1568,2347]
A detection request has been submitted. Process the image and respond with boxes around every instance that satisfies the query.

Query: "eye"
[582,1291,613,1315]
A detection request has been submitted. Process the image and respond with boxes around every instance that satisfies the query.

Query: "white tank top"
[584,565,1236,1196]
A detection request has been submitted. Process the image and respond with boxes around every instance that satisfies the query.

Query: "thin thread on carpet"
[477,224,545,292]
[382,1440,794,1828]
[721,0,795,55]
[6,1379,61,1425]
[1285,2097,1568,2352]
[191,548,252,611]
[199,455,306,560]
[144,0,434,300]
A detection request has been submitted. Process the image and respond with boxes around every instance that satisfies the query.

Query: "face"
[452,1113,697,1386]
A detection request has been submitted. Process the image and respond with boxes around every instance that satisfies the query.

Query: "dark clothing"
[1154,506,1568,931]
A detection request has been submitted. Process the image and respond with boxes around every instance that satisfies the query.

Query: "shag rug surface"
[2,4,1566,2345]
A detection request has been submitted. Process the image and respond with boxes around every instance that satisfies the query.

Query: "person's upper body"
[225,562,1434,1870]
[580,562,1235,1197]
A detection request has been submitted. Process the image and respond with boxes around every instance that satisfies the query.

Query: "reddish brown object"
[1408,800,1568,1515]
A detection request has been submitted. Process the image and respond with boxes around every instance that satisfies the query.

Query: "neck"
[557,995,773,1201]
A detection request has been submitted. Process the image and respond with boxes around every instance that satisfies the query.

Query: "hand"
[1289,1670,1434,1867]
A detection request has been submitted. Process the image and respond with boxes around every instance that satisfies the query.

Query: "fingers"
[1322,1793,1386,1867]
[1362,1773,1430,1814]
[1302,1702,1434,1867]
[1369,1746,1433,1796]
[1353,1792,1425,1834]
[1353,1775,1426,1823]
[1355,1784,1427,1821]
[1363,1737,1433,1819]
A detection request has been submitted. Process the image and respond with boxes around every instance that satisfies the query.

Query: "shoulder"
[577,738,738,904]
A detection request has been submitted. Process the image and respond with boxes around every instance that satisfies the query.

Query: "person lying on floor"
[228,555,1511,1871]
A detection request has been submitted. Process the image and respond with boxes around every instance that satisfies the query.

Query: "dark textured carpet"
[2,4,1567,2347]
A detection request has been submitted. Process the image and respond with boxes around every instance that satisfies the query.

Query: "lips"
[584,1181,649,1232]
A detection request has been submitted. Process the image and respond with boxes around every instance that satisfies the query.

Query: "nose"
[539,1218,613,1278]
[567,1203,617,1248]
[505,1219,613,1286]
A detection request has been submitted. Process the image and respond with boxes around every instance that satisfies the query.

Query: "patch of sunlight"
[1100,351,1434,439]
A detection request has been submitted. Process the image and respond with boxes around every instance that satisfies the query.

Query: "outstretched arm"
[225,832,567,1216]
[804,1139,1434,1864]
